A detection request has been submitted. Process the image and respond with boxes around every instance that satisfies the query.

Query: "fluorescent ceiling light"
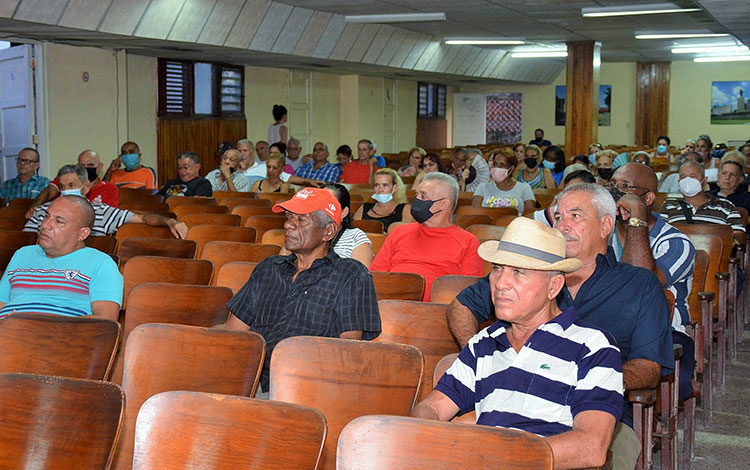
[445,39,524,45]
[672,45,749,54]
[512,51,568,58]
[582,3,699,17]
[636,32,729,39]
[344,13,446,23]
[694,55,750,63]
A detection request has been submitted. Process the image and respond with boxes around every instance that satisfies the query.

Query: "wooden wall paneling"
[564,41,600,157]
[157,118,246,186]
[635,62,670,146]
[416,118,447,150]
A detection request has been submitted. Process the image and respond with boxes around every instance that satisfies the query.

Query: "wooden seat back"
[454,206,517,224]
[245,215,286,243]
[366,232,387,255]
[172,204,228,219]
[231,205,276,224]
[0,248,15,273]
[261,228,286,247]
[118,237,197,266]
[257,192,293,206]
[119,201,170,214]
[166,196,217,209]
[688,250,709,323]
[270,336,423,470]
[84,235,118,254]
[371,271,426,301]
[352,219,384,233]
[213,261,258,292]
[0,229,37,251]
[113,324,265,470]
[337,415,553,470]
[0,313,120,380]
[7,197,34,208]
[119,187,158,202]
[0,207,28,230]
[374,300,459,401]
[0,372,124,470]
[221,196,273,212]
[121,256,213,308]
[186,224,257,256]
[466,224,506,240]
[200,241,280,279]
[453,214,492,229]
[678,232,724,313]
[213,191,263,203]
[494,214,520,227]
[133,391,326,470]
[430,275,483,304]
[115,223,174,250]
[674,224,732,272]
[180,213,241,228]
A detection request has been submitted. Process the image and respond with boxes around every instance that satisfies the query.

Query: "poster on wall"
[711,81,750,125]
[486,93,522,144]
[554,85,612,126]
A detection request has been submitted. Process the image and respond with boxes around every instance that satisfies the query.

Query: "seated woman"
[472,149,535,215]
[517,144,555,189]
[398,147,426,177]
[542,146,566,186]
[335,145,353,173]
[354,168,412,231]
[572,154,592,170]
[512,142,525,163]
[411,152,447,189]
[250,153,291,193]
[279,183,374,267]
[594,150,618,185]
[651,135,675,162]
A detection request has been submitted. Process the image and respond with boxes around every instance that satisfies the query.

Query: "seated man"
[710,158,750,212]
[369,172,484,301]
[448,183,674,470]
[340,139,385,184]
[218,187,381,393]
[0,195,122,320]
[25,165,187,239]
[103,141,157,189]
[25,149,119,218]
[413,217,623,469]
[0,148,49,203]
[157,151,213,198]
[294,142,342,183]
[205,148,251,192]
[660,160,746,245]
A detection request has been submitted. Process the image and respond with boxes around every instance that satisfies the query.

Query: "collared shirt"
[456,248,675,427]
[0,174,50,203]
[610,214,695,331]
[24,201,133,236]
[227,251,381,390]
[709,188,750,213]
[660,194,745,233]
[294,161,342,183]
[205,168,251,192]
[436,307,623,437]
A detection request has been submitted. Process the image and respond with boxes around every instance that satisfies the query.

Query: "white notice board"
[452,93,486,146]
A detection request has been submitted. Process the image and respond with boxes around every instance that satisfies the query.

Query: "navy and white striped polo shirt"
[435,307,623,437]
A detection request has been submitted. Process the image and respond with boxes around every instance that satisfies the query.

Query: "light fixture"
[344,12,446,23]
[511,50,568,58]
[672,45,749,54]
[445,39,524,45]
[694,55,750,63]
[582,2,699,17]
[635,32,729,40]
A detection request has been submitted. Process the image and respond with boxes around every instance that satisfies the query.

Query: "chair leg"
[717,276,729,392]
[684,396,695,470]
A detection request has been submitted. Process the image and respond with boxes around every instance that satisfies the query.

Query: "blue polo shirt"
[456,248,674,428]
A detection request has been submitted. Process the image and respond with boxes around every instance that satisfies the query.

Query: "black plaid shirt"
[227,251,381,390]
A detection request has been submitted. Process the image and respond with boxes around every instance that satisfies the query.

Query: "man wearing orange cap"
[218,187,381,394]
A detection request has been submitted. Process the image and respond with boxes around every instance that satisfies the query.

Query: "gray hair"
[359,139,376,151]
[685,138,697,145]
[680,160,705,177]
[312,209,336,229]
[557,183,616,234]
[288,137,300,147]
[178,151,200,165]
[721,150,746,168]
[57,164,87,185]
[466,148,482,157]
[423,172,459,211]
[237,139,254,148]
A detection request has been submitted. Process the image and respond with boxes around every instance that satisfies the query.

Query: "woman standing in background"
[268,105,288,145]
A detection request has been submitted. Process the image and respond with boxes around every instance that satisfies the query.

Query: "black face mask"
[524,157,538,169]
[229,166,237,174]
[597,168,614,180]
[85,167,99,182]
[410,197,444,224]
[609,185,625,203]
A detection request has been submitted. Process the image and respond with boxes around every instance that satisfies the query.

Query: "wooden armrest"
[698,291,715,301]
[715,272,730,281]
[628,389,657,404]
[673,343,683,360]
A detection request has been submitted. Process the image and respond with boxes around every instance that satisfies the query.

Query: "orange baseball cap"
[272,187,341,224]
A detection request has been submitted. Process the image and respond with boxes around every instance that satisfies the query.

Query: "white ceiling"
[0,0,745,85]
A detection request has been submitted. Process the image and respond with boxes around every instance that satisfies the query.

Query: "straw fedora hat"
[477,217,582,273]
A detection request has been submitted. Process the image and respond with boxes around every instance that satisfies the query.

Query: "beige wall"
[126,53,157,170]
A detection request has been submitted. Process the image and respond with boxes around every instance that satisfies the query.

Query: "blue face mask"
[60,188,83,197]
[121,153,139,170]
[372,193,393,204]
[657,144,667,154]
[542,160,555,170]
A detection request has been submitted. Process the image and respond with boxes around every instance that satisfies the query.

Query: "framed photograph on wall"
[555,85,611,126]
[486,93,522,144]
[711,81,750,125]
[555,86,566,126]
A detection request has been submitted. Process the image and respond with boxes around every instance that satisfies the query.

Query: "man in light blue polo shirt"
[413,217,623,470]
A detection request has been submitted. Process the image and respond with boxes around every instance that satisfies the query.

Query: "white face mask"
[372,193,393,204]
[679,177,702,197]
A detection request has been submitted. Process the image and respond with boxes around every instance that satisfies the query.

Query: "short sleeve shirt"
[660,194,745,233]
[109,167,157,189]
[205,169,251,192]
[473,181,535,215]
[0,174,50,202]
[294,161,342,183]
[157,177,213,198]
[24,201,133,236]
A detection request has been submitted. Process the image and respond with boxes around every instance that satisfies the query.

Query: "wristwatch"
[628,217,648,228]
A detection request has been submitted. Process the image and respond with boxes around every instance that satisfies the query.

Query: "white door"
[0,45,34,182]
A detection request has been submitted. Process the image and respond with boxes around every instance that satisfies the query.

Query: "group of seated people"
[1,128,750,470]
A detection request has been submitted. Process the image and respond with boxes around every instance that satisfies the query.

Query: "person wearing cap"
[413,217,623,470]
[447,183,673,470]
[218,187,381,394]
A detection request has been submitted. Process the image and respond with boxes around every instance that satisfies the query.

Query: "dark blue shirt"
[456,247,674,427]
[709,188,750,213]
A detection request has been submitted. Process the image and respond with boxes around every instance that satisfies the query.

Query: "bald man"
[25,149,119,218]
[607,162,696,401]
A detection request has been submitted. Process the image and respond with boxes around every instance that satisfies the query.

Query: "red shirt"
[369,222,484,301]
[340,161,373,184]
[50,178,119,207]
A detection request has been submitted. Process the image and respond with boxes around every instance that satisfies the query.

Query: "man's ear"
[82,180,92,196]
[601,214,614,240]
[78,226,91,241]
[643,190,656,207]
[322,222,339,242]
[548,273,566,299]
[341,207,350,219]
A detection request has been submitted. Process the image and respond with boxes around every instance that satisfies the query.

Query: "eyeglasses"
[16,157,38,165]
[605,180,648,193]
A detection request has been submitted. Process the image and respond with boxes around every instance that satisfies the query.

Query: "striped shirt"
[436,307,623,437]
[294,161,342,183]
[205,169,251,192]
[660,195,745,233]
[24,201,134,236]
[611,214,695,331]
[333,228,371,259]
[0,245,123,318]
[0,174,50,203]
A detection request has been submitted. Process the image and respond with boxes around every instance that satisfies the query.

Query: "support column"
[565,41,601,157]
[635,62,670,146]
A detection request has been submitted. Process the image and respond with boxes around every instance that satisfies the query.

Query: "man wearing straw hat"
[413,217,624,470]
